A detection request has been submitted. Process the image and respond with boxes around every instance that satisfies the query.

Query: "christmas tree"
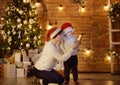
[0,0,43,58]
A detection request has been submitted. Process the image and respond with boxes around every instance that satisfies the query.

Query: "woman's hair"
[53,30,62,39]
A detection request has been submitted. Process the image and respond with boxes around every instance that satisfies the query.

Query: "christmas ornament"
[26,43,30,48]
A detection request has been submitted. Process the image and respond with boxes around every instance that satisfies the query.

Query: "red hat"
[46,27,62,42]
[61,23,74,34]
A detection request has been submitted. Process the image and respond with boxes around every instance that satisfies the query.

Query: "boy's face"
[63,31,72,38]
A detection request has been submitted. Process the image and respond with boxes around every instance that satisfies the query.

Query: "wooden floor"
[0,73,120,85]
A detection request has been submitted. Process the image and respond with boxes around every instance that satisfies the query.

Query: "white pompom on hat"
[46,27,62,42]
[61,23,74,34]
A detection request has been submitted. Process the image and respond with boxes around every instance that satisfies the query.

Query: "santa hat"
[46,27,62,42]
[61,23,74,34]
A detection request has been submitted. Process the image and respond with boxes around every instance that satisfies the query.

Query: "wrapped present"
[15,62,23,68]
[23,56,30,62]
[6,64,16,78]
[17,68,25,77]
[14,52,21,62]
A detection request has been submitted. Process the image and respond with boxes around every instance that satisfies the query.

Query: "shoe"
[74,81,79,85]
[64,81,69,85]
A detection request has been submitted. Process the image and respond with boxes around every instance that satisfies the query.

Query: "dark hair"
[53,30,62,39]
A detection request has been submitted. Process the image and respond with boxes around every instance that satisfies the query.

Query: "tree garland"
[108,2,120,22]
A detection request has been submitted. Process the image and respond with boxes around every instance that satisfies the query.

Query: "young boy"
[61,23,80,85]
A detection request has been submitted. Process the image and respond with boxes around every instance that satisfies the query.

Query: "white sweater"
[61,35,79,56]
[34,41,74,71]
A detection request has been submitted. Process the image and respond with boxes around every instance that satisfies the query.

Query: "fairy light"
[23,0,30,3]
[58,5,63,11]
[84,48,91,56]
[106,55,111,61]
[104,4,109,11]
[81,6,85,12]
[34,2,40,8]
[86,49,90,55]
[47,22,53,30]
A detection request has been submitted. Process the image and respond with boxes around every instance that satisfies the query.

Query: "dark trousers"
[64,55,78,81]
[33,67,64,85]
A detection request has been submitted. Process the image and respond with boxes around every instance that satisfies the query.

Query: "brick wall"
[0,0,8,20]
[0,0,119,72]
[43,0,110,72]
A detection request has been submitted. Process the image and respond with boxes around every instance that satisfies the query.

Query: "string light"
[104,4,109,11]
[78,5,85,13]
[47,22,53,30]
[81,6,85,12]
[58,5,63,11]
[47,25,53,30]
[84,48,91,56]
[106,55,111,61]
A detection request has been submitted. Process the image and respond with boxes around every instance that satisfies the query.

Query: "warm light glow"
[34,2,40,8]
[47,25,53,30]
[23,0,30,3]
[81,6,85,12]
[84,48,91,56]
[112,51,115,54]
[40,26,42,29]
[86,49,90,55]
[106,55,111,61]
[29,25,32,29]
[104,4,109,11]
[58,5,63,11]
[78,6,85,13]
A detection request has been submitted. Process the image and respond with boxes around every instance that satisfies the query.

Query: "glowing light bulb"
[104,4,109,11]
[58,5,63,11]
[107,56,111,61]
[23,0,30,3]
[35,2,40,8]
[47,24,53,30]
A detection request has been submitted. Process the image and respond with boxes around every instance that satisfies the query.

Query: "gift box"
[23,56,30,62]
[17,68,25,77]
[23,62,31,68]
[15,62,23,68]
[6,64,16,78]
[14,52,21,62]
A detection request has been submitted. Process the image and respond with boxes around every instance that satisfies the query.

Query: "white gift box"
[23,62,31,77]
[17,68,25,77]
[23,56,30,62]
[23,62,31,68]
[15,62,23,68]
[6,64,16,78]
[14,52,21,62]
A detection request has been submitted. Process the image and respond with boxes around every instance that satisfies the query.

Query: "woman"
[33,27,80,85]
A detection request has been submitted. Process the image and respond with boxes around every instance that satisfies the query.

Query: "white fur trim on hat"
[50,28,61,39]
[63,27,74,34]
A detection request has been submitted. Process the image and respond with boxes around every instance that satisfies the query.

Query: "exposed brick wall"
[0,0,8,22]
[0,0,119,72]
[43,0,110,72]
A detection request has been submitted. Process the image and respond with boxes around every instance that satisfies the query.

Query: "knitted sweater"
[61,34,79,56]
[34,41,74,71]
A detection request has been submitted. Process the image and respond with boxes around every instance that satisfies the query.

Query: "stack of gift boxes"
[4,49,39,78]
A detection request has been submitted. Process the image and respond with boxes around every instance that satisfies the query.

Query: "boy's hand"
[72,40,80,50]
